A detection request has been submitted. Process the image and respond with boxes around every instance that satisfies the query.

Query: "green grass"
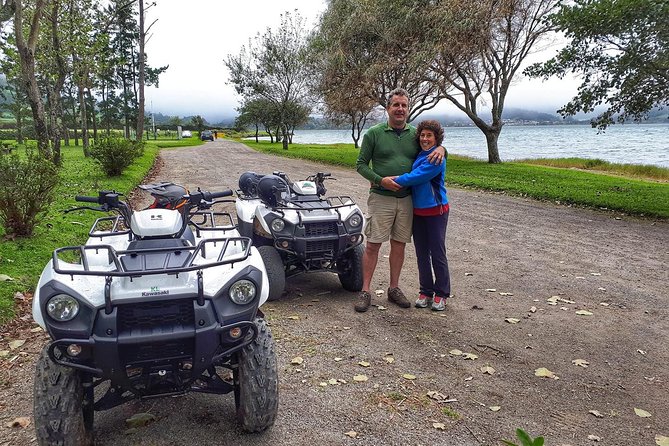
[237,139,669,219]
[0,139,202,322]
[516,157,668,181]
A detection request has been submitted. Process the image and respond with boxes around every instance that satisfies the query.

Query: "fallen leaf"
[6,417,30,428]
[8,339,26,350]
[377,305,387,311]
[464,272,473,276]
[599,302,610,307]
[485,288,497,292]
[576,276,586,279]
[290,357,304,365]
[535,367,559,379]
[588,434,601,441]
[575,310,593,316]
[328,379,338,385]
[343,326,351,330]
[125,413,156,428]
[433,422,446,430]
[656,435,669,446]
[480,366,495,375]
[598,287,607,291]
[0,350,9,358]
[463,353,478,360]
[30,327,43,333]
[529,306,537,313]
[590,272,602,276]
[427,390,447,401]
[637,349,647,355]
[319,382,328,387]
[449,349,463,356]
[358,361,370,367]
[464,376,473,381]
[634,408,652,418]
[286,315,300,320]
[402,373,416,380]
[489,406,501,412]
[499,292,514,296]
[0,274,14,282]
[375,289,384,296]
[334,357,343,362]
[505,318,520,324]
[13,292,25,300]
[353,374,368,382]
[589,410,604,418]
[572,359,590,368]
[344,431,358,438]
[384,356,395,364]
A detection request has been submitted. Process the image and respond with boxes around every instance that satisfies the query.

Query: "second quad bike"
[236,171,365,300]
[32,183,278,445]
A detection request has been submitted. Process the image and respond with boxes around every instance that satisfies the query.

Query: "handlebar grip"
[208,190,234,199]
[75,195,99,203]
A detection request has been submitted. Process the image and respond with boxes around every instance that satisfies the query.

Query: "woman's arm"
[394,160,443,187]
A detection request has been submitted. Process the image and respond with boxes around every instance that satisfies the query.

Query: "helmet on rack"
[257,175,289,208]
[238,171,264,197]
[139,182,188,210]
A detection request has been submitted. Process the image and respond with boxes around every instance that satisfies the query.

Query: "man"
[354,88,445,312]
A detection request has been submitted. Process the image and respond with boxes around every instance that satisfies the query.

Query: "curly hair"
[415,120,444,146]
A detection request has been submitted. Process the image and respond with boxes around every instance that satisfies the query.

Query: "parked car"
[201,130,214,141]
[182,130,192,138]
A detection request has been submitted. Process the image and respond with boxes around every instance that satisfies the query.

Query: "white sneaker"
[431,296,446,311]
[415,294,431,308]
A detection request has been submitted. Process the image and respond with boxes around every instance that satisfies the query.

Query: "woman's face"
[419,129,436,151]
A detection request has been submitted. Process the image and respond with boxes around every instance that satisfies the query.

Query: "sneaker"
[431,296,446,311]
[387,287,411,309]
[415,294,432,308]
[354,291,372,313]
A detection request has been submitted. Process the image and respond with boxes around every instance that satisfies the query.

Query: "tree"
[225,11,314,150]
[190,115,205,133]
[428,0,558,163]
[526,0,669,130]
[316,0,450,123]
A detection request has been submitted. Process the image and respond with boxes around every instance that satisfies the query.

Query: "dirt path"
[2,139,667,446]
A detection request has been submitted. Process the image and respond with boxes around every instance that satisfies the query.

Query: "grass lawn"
[0,138,203,322]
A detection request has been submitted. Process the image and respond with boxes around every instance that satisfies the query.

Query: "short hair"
[415,120,444,146]
[386,88,410,108]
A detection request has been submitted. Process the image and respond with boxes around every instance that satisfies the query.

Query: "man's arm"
[355,132,382,186]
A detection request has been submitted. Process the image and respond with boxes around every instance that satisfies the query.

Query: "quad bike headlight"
[46,294,80,322]
[229,280,257,305]
[270,218,285,233]
[348,213,362,228]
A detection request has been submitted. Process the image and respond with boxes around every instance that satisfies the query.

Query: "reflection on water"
[247,124,669,167]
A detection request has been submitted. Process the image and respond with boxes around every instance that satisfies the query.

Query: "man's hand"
[427,145,446,165]
[379,176,401,191]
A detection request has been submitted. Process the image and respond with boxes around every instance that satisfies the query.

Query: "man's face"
[387,94,409,129]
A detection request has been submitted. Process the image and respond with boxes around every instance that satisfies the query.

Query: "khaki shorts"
[364,193,413,244]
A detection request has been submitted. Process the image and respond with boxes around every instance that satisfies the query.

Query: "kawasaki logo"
[142,286,169,297]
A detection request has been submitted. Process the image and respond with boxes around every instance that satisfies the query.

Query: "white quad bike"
[236,171,365,300]
[32,183,278,446]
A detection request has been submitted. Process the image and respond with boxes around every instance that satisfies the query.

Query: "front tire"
[235,318,279,432]
[258,245,285,301]
[34,346,93,446]
[338,244,364,291]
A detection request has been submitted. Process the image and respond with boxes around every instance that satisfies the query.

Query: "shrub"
[90,137,144,176]
[0,150,59,237]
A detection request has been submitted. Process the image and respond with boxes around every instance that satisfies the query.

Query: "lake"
[281,124,669,167]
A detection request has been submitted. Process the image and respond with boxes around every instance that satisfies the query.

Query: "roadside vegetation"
[237,139,669,219]
[0,139,206,322]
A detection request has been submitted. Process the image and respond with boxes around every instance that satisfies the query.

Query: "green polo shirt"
[355,122,419,197]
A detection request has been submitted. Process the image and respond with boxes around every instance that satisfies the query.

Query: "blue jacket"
[395,146,448,210]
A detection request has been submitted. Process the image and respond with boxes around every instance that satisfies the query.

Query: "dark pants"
[412,212,450,298]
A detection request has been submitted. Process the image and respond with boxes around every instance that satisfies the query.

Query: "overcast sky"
[144,0,579,123]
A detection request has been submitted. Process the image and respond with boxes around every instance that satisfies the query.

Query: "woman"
[392,120,451,311]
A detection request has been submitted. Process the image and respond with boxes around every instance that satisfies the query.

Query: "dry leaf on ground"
[286,315,300,320]
[480,366,496,375]
[358,361,370,367]
[655,435,669,446]
[589,410,604,418]
[576,310,593,316]
[0,274,14,281]
[572,359,590,368]
[353,374,368,382]
[344,431,357,438]
[384,356,395,363]
[433,422,446,430]
[499,292,514,296]
[463,353,479,360]
[634,408,652,418]
[505,318,520,324]
[125,413,156,428]
[291,357,304,365]
[6,417,30,428]
[489,406,501,412]
[535,367,559,379]
[588,434,602,441]
[402,373,416,380]
[8,339,26,350]
[485,288,497,292]
[449,349,463,356]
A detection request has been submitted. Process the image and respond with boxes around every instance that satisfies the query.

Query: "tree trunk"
[483,129,502,164]
[71,99,78,146]
[78,85,89,156]
[46,87,62,166]
[254,124,259,143]
[135,0,145,140]
[14,0,51,159]
[281,125,289,150]
[88,89,98,142]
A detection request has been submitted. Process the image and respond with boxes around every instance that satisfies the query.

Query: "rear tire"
[258,245,285,301]
[235,318,279,432]
[34,346,93,446]
[338,244,364,291]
